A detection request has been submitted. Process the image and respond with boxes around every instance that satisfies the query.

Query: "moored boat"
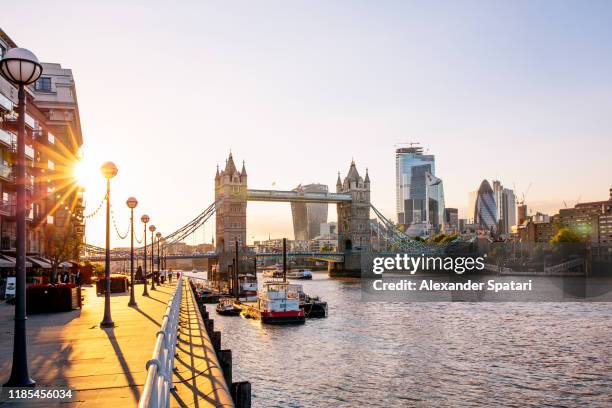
[286,269,313,280]
[216,297,241,316]
[240,281,305,324]
[239,273,258,296]
[262,269,284,279]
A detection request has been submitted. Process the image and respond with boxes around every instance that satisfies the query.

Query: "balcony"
[0,92,12,112]
[0,202,34,220]
[0,128,13,147]
[0,163,12,182]
[0,201,14,216]
[24,113,36,129]
[25,145,34,160]
[25,174,34,190]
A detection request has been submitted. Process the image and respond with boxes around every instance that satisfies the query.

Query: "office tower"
[291,183,329,241]
[395,143,445,232]
[500,188,517,234]
[444,208,459,234]
[474,180,497,233]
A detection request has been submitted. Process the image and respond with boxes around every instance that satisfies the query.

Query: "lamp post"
[141,215,150,296]
[156,232,162,283]
[126,197,138,307]
[100,161,118,328]
[1,47,42,387]
[149,225,156,290]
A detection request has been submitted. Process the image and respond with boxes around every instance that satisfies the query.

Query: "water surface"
[211,272,612,407]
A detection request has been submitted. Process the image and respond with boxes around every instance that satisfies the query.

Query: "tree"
[42,224,82,282]
[550,227,582,244]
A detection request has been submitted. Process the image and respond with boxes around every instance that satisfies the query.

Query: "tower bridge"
[214,153,371,276]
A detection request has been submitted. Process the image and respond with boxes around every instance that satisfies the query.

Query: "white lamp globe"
[0,48,43,85]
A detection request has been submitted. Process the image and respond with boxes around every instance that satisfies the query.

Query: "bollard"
[204,319,214,337]
[202,310,209,321]
[218,349,232,387]
[211,331,221,353]
[231,382,251,408]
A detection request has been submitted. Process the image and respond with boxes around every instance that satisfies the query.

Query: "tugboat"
[291,283,328,318]
[286,269,313,280]
[240,281,305,324]
[216,297,241,316]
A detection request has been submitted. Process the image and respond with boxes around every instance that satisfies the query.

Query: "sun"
[72,158,98,188]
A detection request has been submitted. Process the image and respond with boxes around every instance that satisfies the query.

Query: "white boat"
[240,281,305,324]
[239,274,258,295]
[286,269,312,280]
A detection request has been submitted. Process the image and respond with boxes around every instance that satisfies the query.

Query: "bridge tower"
[336,160,371,252]
[215,153,248,273]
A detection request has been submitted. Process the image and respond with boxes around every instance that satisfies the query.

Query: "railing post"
[218,349,232,387]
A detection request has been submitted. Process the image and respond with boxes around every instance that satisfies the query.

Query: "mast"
[283,238,287,283]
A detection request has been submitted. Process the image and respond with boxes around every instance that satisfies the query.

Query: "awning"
[0,255,15,268]
[1,255,32,268]
[26,257,52,269]
[59,261,73,268]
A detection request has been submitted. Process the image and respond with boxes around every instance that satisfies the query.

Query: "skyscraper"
[395,143,445,233]
[500,188,517,235]
[291,183,329,241]
[474,180,497,233]
[492,180,517,235]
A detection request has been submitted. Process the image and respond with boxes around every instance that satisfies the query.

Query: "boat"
[291,284,328,318]
[239,273,258,296]
[302,295,328,318]
[263,269,283,279]
[239,281,305,324]
[216,297,241,316]
[286,269,312,280]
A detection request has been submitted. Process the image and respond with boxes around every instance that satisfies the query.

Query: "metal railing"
[138,277,183,408]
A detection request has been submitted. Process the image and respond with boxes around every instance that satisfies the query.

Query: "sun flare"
[72,159,98,188]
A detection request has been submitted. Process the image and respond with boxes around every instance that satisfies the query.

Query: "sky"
[3,0,612,248]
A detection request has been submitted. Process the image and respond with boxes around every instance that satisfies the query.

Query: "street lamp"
[141,215,150,296]
[156,232,162,283]
[126,197,138,307]
[1,48,42,388]
[149,225,156,290]
[100,161,118,328]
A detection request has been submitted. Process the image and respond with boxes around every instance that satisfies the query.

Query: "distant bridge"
[83,251,344,263]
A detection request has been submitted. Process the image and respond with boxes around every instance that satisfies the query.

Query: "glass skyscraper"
[395,144,445,233]
[474,180,498,233]
[291,183,329,241]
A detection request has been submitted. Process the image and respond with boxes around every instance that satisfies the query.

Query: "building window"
[35,77,52,92]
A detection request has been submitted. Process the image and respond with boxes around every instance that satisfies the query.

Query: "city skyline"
[2,1,611,247]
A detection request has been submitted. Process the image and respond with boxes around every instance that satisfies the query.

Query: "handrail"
[138,277,183,408]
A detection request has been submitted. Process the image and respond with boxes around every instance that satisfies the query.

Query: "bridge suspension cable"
[369,204,440,253]
[81,199,220,260]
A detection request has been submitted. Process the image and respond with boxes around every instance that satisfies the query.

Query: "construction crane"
[517,182,532,206]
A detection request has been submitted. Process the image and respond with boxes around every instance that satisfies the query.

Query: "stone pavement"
[0,279,233,407]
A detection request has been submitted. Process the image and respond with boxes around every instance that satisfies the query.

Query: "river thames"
[211,271,612,407]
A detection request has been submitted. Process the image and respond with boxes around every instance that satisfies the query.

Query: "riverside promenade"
[0,279,233,407]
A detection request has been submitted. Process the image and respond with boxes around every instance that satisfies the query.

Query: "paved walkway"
[0,279,233,407]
